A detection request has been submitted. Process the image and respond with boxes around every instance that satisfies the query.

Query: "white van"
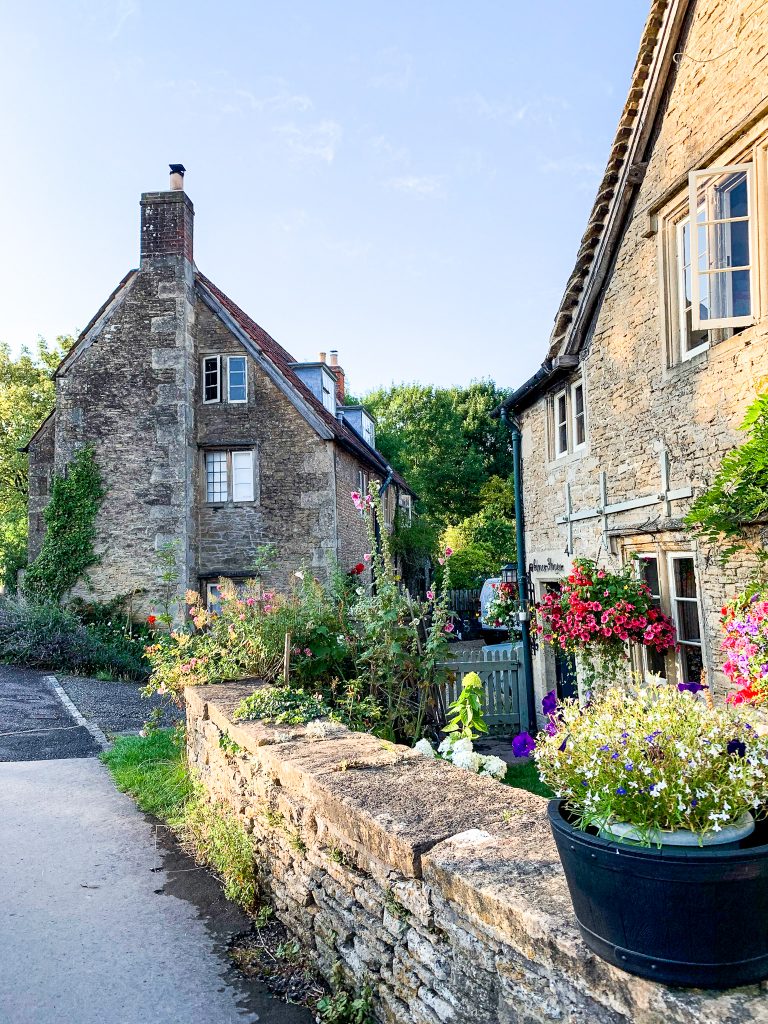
[479,577,510,644]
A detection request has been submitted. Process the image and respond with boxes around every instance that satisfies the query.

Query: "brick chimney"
[328,349,345,403]
[140,164,194,268]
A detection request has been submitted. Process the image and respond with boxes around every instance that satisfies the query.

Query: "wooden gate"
[437,646,528,730]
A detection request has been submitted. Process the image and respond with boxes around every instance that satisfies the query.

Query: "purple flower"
[624,762,634,772]
[727,738,747,758]
[558,737,568,752]
[615,787,627,796]
[691,798,698,807]
[512,732,536,758]
[678,681,706,694]
[545,719,558,737]
[542,689,558,717]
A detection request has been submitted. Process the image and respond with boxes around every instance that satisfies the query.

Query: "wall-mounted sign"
[528,558,565,575]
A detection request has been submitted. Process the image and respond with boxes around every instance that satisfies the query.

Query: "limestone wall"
[186,683,765,1024]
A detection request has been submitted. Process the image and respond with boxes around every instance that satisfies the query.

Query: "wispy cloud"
[369,134,410,165]
[276,120,342,163]
[458,91,570,127]
[386,175,445,199]
[107,0,138,40]
[368,47,413,93]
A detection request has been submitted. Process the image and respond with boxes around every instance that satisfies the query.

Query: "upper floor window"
[203,356,220,403]
[688,165,754,331]
[202,353,249,404]
[204,449,255,503]
[398,492,413,526]
[322,374,336,414]
[227,356,247,403]
[554,389,568,458]
[571,381,586,449]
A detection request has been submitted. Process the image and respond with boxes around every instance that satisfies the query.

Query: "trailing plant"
[23,445,105,603]
[485,580,520,632]
[685,389,768,558]
[534,683,768,843]
[536,558,676,691]
[235,685,333,726]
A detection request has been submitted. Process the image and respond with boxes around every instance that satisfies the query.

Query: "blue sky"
[0,1,648,395]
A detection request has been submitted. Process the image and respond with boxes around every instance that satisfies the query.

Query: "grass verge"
[101,728,258,910]
[503,757,555,799]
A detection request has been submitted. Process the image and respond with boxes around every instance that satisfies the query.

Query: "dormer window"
[322,374,335,413]
[291,361,337,415]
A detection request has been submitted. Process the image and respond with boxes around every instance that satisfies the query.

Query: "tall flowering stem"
[536,558,676,692]
[350,483,452,742]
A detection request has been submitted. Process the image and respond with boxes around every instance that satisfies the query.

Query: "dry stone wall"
[187,683,767,1024]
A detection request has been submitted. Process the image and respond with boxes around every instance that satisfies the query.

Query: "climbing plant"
[685,389,768,559]
[23,445,105,603]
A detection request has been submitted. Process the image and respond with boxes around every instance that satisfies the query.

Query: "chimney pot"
[329,350,339,366]
[169,164,186,191]
[318,351,327,364]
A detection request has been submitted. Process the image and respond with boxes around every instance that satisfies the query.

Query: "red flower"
[349,563,365,575]
[147,615,156,625]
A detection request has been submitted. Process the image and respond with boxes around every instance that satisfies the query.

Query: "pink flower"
[438,557,445,565]
[363,553,371,562]
[246,597,255,607]
[444,546,453,557]
[304,648,313,657]
[351,491,360,502]
[427,590,435,600]
[444,622,455,633]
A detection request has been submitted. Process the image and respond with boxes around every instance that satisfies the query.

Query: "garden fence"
[437,646,527,730]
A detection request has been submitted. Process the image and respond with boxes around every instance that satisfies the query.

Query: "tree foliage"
[0,336,74,589]
[359,380,515,584]
[685,391,768,558]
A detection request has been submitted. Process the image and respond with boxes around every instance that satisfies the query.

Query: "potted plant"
[535,683,768,987]
[536,558,676,692]
[721,589,768,708]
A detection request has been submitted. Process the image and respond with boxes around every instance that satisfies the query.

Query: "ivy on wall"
[23,445,105,603]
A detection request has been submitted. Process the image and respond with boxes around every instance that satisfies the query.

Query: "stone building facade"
[500,0,768,706]
[26,170,412,614]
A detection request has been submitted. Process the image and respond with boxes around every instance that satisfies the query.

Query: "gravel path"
[58,675,182,735]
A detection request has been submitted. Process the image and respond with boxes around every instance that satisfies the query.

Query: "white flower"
[414,738,437,758]
[451,750,483,773]
[437,736,455,755]
[450,738,474,756]
[479,755,507,780]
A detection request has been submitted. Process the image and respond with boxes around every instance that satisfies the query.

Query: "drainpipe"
[502,407,537,734]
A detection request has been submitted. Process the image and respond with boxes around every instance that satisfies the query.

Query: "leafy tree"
[0,336,74,589]
[360,381,513,586]
[685,390,768,559]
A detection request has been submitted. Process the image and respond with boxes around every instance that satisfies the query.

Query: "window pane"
[680,643,703,684]
[677,600,701,643]
[673,557,697,598]
[204,357,219,402]
[639,557,660,600]
[575,413,585,447]
[232,451,254,502]
[205,452,227,502]
[645,646,667,678]
[228,357,247,402]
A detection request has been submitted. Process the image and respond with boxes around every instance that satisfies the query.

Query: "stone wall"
[518,0,768,704]
[186,682,766,1024]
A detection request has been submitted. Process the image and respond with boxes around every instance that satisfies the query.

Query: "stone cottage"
[498,0,768,706]
[25,167,413,614]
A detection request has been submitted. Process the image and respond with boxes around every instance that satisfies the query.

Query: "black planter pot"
[548,799,768,988]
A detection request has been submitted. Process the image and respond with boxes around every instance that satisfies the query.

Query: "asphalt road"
[0,665,100,761]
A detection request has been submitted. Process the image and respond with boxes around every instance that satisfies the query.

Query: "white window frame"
[227,355,248,404]
[634,553,668,681]
[553,389,568,458]
[231,450,255,502]
[688,163,756,331]
[357,469,369,517]
[202,355,221,404]
[321,368,337,415]
[204,449,256,504]
[398,492,413,526]
[667,552,704,684]
[570,381,586,450]
[675,217,711,360]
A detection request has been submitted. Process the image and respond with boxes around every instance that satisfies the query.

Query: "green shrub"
[0,599,148,679]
